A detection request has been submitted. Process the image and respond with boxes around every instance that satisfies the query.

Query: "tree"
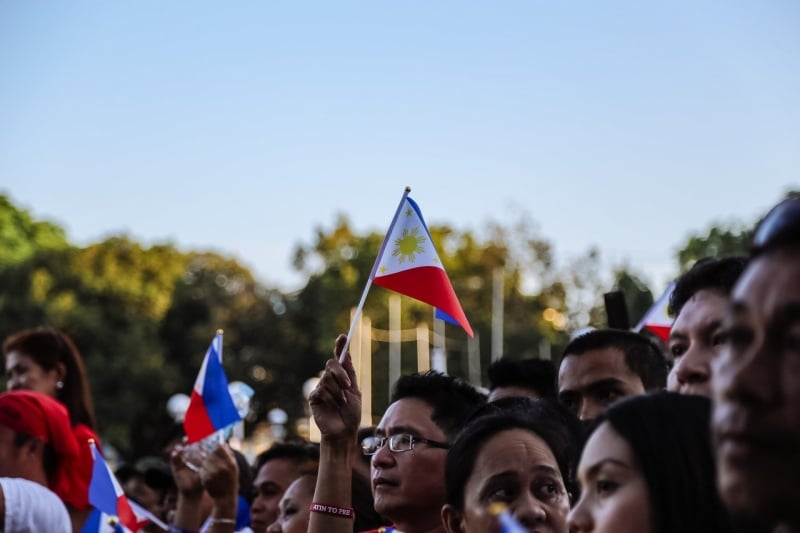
[677,225,750,271]
[675,190,799,271]
[289,212,573,407]
[0,195,69,270]
[612,268,654,327]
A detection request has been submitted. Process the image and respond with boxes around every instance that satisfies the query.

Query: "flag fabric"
[87,441,139,533]
[634,281,676,342]
[81,509,125,533]
[373,196,473,337]
[82,502,162,533]
[434,308,460,327]
[487,503,527,533]
[184,332,241,444]
[497,509,527,533]
[129,500,167,532]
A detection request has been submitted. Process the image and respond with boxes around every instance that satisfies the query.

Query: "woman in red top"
[3,326,100,532]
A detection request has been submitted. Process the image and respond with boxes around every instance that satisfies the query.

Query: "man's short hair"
[487,358,556,398]
[252,440,319,477]
[751,194,800,257]
[668,256,747,317]
[561,329,668,391]
[391,371,487,441]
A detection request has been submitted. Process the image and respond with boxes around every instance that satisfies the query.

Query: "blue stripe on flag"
[435,308,460,326]
[201,343,241,430]
[80,508,102,533]
[88,447,120,516]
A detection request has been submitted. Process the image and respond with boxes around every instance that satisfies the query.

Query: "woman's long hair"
[3,327,96,429]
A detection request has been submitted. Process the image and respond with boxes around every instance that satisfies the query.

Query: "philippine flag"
[81,510,126,533]
[373,196,473,337]
[86,441,139,533]
[183,331,242,444]
[488,503,527,533]
[634,281,676,342]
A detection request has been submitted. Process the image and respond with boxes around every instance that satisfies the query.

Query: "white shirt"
[0,477,71,533]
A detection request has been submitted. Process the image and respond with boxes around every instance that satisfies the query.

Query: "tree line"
[0,193,761,458]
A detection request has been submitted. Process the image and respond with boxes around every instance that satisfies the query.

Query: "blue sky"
[1,1,798,292]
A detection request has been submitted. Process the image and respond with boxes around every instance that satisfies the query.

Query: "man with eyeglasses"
[308,334,486,533]
[712,195,800,533]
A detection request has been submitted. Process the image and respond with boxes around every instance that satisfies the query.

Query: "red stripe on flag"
[184,390,217,444]
[645,324,671,342]
[375,266,473,337]
[117,494,139,533]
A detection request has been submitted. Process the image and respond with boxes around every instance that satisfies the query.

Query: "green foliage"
[290,212,572,400]
[675,191,800,271]
[13,191,798,457]
[0,195,69,269]
[677,225,750,271]
[612,269,654,327]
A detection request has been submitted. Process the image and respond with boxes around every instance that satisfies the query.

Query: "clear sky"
[1,1,798,293]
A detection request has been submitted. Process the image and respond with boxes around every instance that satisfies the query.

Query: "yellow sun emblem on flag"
[392,227,426,264]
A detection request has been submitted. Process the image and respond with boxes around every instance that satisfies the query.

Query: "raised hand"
[170,443,203,496]
[308,334,362,444]
[202,443,239,503]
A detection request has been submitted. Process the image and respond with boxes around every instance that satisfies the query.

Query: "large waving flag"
[86,441,139,533]
[634,281,675,342]
[373,194,473,337]
[184,331,242,444]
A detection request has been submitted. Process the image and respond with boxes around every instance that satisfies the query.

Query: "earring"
[56,381,64,390]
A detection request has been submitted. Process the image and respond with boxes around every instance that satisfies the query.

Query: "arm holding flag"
[170,444,206,532]
[307,334,362,533]
[202,444,239,533]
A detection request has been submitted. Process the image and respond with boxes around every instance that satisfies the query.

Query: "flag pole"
[340,186,411,362]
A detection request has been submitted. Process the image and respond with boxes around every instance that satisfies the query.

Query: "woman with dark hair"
[3,326,99,530]
[568,393,732,533]
[441,398,582,533]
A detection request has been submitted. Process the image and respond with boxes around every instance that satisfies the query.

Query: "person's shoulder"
[0,477,71,533]
[74,423,100,442]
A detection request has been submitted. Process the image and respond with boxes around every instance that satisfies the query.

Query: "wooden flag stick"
[340,186,411,362]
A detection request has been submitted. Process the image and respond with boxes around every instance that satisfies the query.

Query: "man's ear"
[17,436,44,460]
[441,503,466,533]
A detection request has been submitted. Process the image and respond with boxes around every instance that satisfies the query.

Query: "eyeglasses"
[752,197,800,255]
[361,433,449,455]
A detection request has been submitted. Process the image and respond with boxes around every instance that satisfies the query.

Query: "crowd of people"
[0,194,798,532]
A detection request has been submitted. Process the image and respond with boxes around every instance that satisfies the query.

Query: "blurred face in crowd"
[5,351,62,398]
[712,250,800,527]
[667,289,728,397]
[442,428,569,533]
[266,475,315,533]
[0,425,31,479]
[122,475,162,516]
[558,348,645,422]
[250,458,301,533]
[568,422,652,533]
[371,397,449,531]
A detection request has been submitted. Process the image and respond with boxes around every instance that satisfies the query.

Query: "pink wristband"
[309,502,355,519]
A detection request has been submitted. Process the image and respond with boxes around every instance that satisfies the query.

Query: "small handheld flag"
[634,281,676,342]
[372,194,473,337]
[340,188,473,360]
[489,502,527,533]
[86,441,139,533]
[183,331,242,444]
